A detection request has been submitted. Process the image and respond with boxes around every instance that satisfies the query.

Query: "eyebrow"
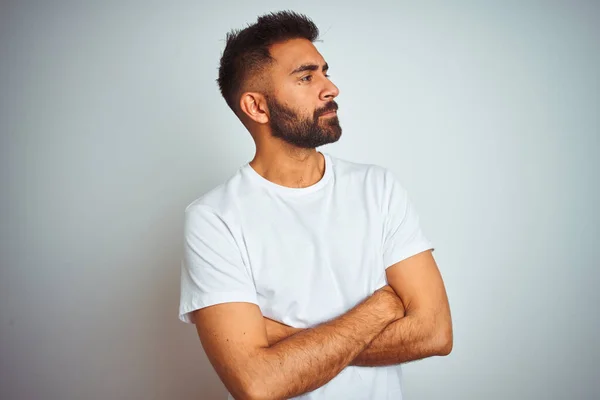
[290,63,329,75]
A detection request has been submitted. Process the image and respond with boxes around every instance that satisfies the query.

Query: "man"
[179,10,452,400]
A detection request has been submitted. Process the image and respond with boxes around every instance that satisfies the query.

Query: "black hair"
[217,11,319,114]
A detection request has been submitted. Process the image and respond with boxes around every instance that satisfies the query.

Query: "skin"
[195,286,406,400]
[194,37,453,399]
[264,250,453,367]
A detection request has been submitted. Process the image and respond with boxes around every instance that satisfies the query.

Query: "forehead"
[269,38,326,73]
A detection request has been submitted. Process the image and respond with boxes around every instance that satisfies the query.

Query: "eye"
[301,75,313,82]
[325,74,330,78]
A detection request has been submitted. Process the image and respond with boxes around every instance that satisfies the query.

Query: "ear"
[239,92,269,124]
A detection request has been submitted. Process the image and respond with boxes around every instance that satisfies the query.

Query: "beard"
[266,97,342,149]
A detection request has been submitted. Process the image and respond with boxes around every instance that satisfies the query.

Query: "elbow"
[236,379,272,400]
[222,374,262,400]
[230,354,278,400]
[437,335,453,356]
[238,389,263,400]
[434,323,453,356]
[232,386,261,400]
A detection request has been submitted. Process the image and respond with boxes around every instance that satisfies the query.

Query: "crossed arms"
[193,250,453,400]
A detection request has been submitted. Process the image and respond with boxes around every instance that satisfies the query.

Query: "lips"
[320,109,337,117]
[317,102,339,117]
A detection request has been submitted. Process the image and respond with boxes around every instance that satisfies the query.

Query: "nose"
[320,78,340,101]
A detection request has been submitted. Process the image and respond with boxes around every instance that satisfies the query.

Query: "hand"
[373,285,406,322]
[264,317,304,346]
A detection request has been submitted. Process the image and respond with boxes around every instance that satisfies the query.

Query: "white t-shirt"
[179,152,434,400]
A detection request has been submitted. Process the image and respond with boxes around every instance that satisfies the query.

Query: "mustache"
[315,101,339,117]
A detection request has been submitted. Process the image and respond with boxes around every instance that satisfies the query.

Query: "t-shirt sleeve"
[179,204,258,324]
[382,170,434,269]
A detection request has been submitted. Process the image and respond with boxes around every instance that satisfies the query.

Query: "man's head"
[217,11,341,149]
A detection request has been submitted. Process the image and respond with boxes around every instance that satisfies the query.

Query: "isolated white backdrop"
[1,1,598,399]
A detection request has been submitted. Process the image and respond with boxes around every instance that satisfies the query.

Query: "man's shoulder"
[328,154,408,207]
[328,153,392,182]
[184,167,248,218]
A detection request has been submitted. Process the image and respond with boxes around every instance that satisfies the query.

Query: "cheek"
[291,104,315,120]
[285,89,316,111]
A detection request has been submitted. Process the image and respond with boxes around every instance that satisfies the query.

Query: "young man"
[179,11,452,400]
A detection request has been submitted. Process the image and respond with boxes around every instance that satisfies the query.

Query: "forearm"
[247,296,395,400]
[352,312,452,366]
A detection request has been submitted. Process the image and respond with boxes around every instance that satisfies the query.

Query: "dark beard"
[266,97,342,149]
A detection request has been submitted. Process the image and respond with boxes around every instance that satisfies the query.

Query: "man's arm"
[351,250,453,366]
[264,251,453,366]
[193,286,404,400]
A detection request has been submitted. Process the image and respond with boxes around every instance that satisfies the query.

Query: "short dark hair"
[217,11,320,114]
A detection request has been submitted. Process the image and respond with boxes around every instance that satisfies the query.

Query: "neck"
[249,141,325,189]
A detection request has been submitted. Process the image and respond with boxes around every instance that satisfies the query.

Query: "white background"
[1,1,598,399]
